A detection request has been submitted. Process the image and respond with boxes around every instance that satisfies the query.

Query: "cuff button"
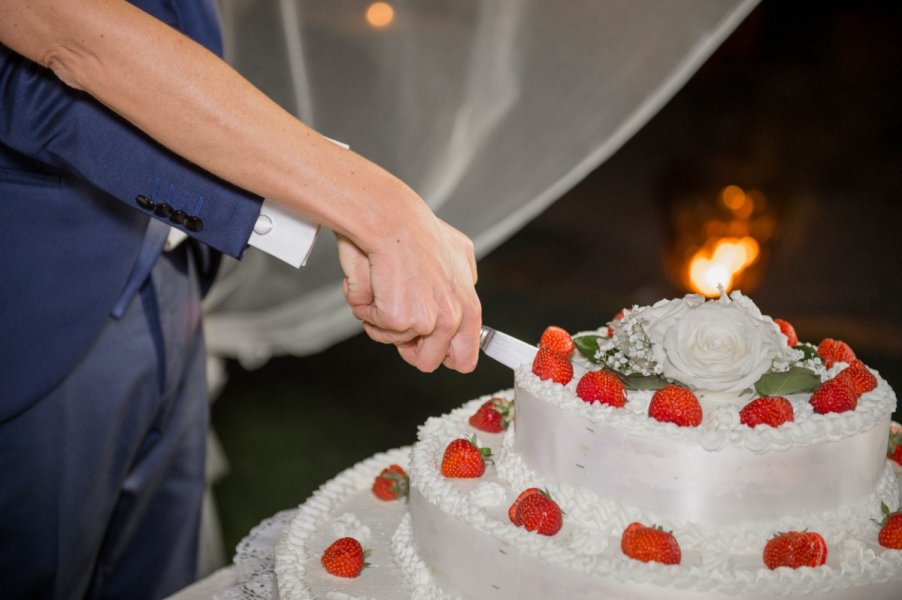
[253,214,274,235]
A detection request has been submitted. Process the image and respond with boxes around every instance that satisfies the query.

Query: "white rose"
[634,294,705,345]
[611,295,704,372]
[644,292,789,393]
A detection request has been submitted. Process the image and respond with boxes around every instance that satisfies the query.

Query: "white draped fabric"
[204,0,759,371]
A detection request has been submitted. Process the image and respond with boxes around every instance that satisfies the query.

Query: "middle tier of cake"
[407,385,902,600]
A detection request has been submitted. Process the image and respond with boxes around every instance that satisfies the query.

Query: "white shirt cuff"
[162,201,320,268]
[166,135,345,265]
[247,200,320,268]
[246,134,347,267]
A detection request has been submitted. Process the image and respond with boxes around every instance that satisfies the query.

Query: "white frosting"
[469,482,507,508]
[332,513,372,543]
[390,513,456,600]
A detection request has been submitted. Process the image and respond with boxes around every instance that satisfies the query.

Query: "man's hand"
[336,218,481,373]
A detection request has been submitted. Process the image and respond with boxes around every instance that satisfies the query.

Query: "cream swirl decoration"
[630,292,791,393]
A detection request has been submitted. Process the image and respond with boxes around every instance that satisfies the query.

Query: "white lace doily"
[217,509,296,600]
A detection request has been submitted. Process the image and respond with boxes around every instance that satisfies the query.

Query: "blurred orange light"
[721,184,755,219]
[687,236,760,297]
[721,185,746,210]
[366,2,395,28]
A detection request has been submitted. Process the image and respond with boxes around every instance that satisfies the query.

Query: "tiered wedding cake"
[274,292,902,599]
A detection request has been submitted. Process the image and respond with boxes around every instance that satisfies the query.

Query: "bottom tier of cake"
[274,398,902,599]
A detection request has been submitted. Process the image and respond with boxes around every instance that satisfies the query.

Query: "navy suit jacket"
[0,0,263,416]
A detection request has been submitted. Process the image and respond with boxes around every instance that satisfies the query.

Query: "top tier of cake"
[510,292,898,528]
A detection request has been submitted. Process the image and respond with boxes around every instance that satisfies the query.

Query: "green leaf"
[620,373,669,391]
[794,342,820,362]
[888,429,902,454]
[754,366,820,396]
[574,335,603,363]
[605,368,669,391]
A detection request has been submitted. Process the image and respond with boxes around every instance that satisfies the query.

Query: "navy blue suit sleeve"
[0,44,261,258]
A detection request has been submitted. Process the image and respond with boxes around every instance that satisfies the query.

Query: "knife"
[479,325,586,377]
[479,326,537,370]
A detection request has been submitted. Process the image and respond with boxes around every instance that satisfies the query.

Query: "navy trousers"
[0,246,208,600]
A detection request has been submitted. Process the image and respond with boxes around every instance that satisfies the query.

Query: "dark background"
[212,1,902,554]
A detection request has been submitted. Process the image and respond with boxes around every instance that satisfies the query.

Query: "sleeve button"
[169,210,188,225]
[184,216,204,232]
[153,203,173,218]
[136,194,155,210]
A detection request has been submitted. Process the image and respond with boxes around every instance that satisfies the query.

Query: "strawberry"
[876,502,902,549]
[648,385,703,427]
[773,318,799,347]
[620,522,681,565]
[888,424,902,466]
[739,396,794,428]
[510,489,563,536]
[891,444,902,467]
[539,325,574,357]
[440,435,492,478]
[371,464,409,501]
[532,346,573,385]
[468,396,514,433]
[763,531,828,569]
[321,537,368,578]
[508,487,542,524]
[809,377,859,414]
[606,309,626,337]
[576,370,627,408]
[836,359,877,395]
[817,338,856,369]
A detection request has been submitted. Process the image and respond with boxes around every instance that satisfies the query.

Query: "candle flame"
[688,236,760,297]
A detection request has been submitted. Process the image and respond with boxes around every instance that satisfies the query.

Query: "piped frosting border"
[515,364,897,454]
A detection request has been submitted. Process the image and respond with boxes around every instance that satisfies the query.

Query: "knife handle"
[479,326,495,350]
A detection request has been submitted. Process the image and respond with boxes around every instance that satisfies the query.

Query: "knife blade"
[480,325,587,377]
[479,326,537,370]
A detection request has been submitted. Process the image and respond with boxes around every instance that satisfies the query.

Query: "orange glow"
[721,185,746,210]
[687,236,760,297]
[721,184,754,219]
[366,2,395,28]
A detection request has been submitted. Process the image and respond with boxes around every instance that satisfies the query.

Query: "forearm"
[0,0,482,372]
[0,0,427,252]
